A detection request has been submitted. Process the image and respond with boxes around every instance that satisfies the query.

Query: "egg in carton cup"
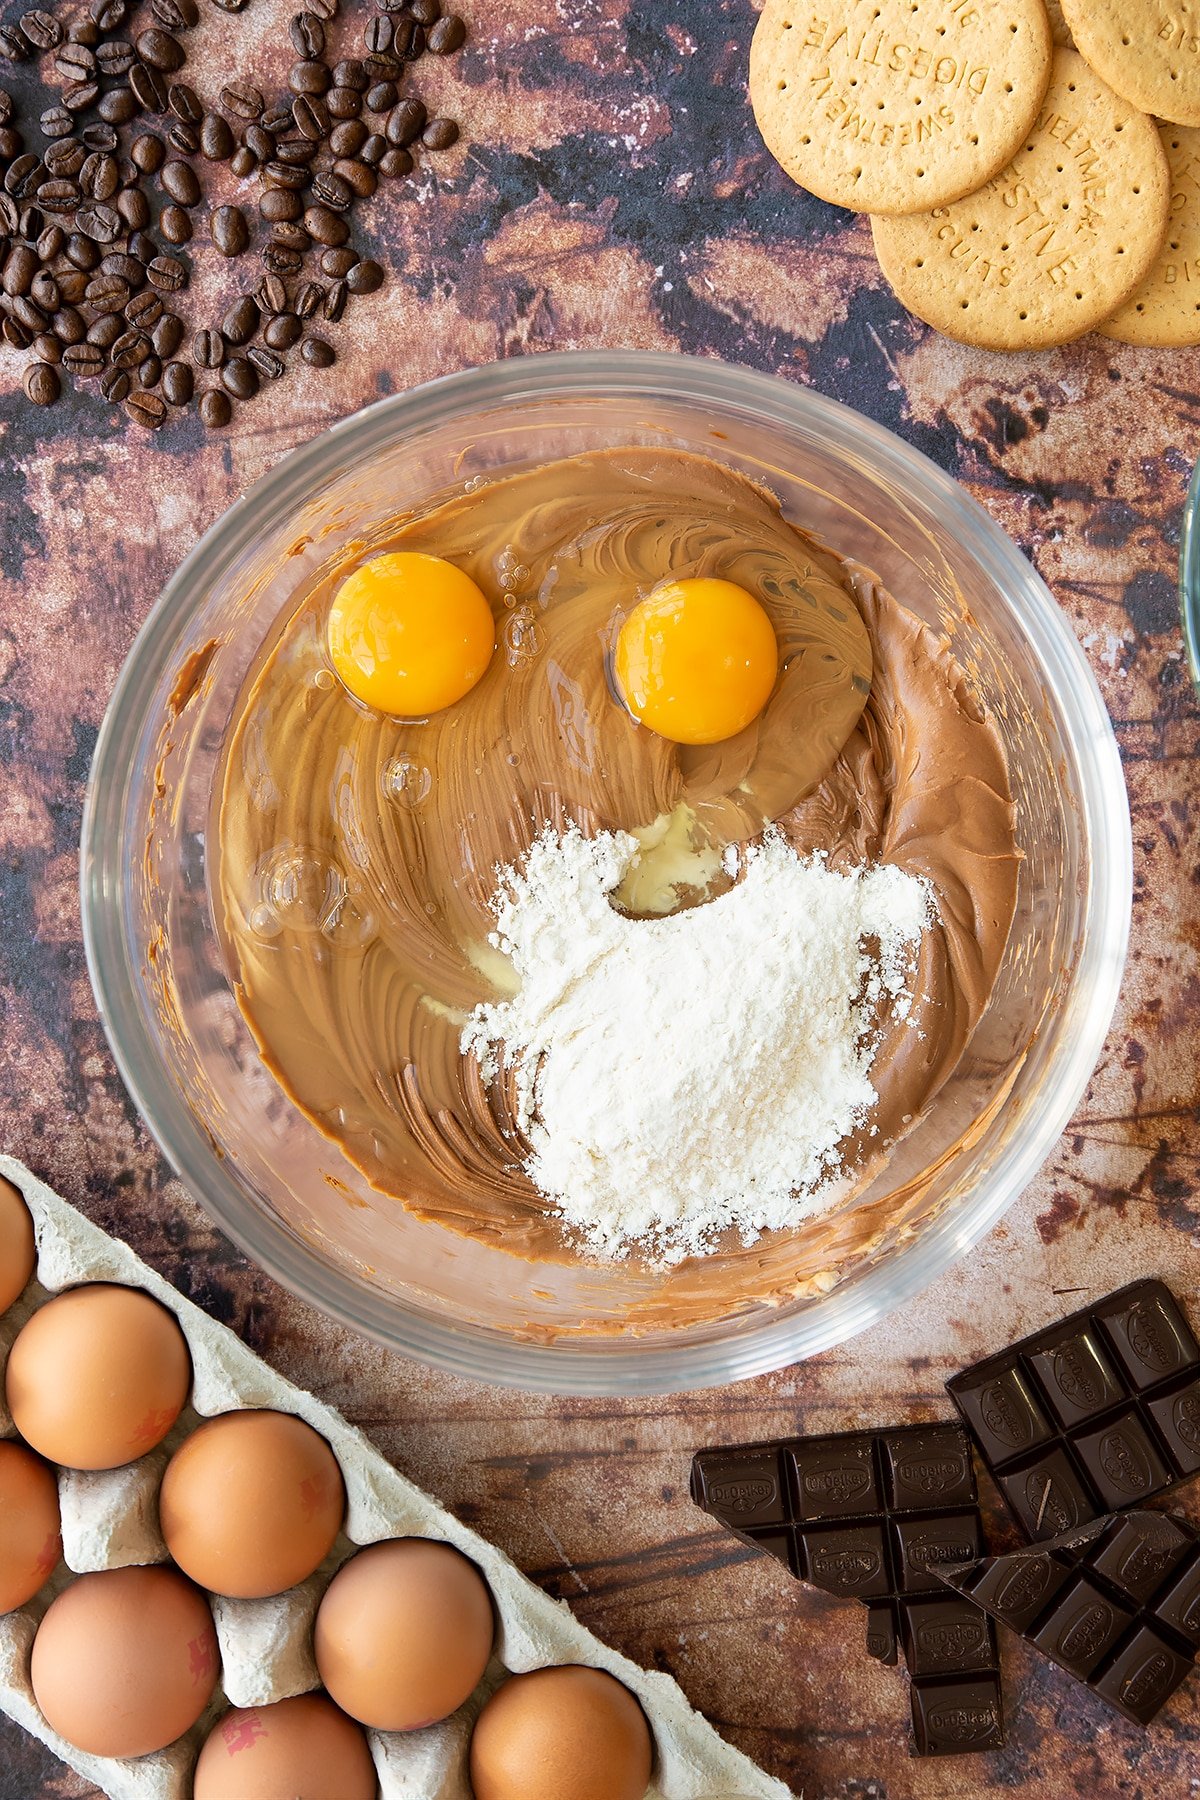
[0,1156,789,1800]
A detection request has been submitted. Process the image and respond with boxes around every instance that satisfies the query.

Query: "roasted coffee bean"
[167,122,198,154]
[211,203,248,256]
[262,158,306,190]
[290,11,324,56]
[301,335,334,367]
[99,364,130,401]
[63,340,104,377]
[129,62,167,112]
[328,118,366,157]
[365,49,402,80]
[303,204,347,247]
[126,289,163,328]
[237,125,271,166]
[199,386,231,426]
[274,135,316,166]
[40,105,74,139]
[306,0,337,19]
[255,270,287,312]
[263,309,301,348]
[67,16,100,44]
[229,145,256,179]
[53,302,86,340]
[37,223,65,262]
[76,201,121,242]
[365,80,397,113]
[322,276,345,320]
[146,253,185,290]
[86,271,130,311]
[66,81,103,114]
[55,269,88,304]
[5,154,42,198]
[320,245,357,278]
[311,169,353,211]
[56,41,95,78]
[33,331,61,363]
[91,0,128,28]
[262,102,295,132]
[0,26,32,62]
[326,85,361,119]
[125,387,166,427]
[411,0,442,23]
[0,124,24,157]
[37,178,80,214]
[44,139,84,178]
[192,325,224,366]
[269,220,308,253]
[168,81,202,124]
[129,229,157,263]
[0,192,17,233]
[222,81,264,121]
[337,156,378,197]
[0,92,10,128]
[23,360,60,405]
[332,56,366,89]
[159,202,192,242]
[422,116,458,150]
[136,28,184,71]
[393,17,424,59]
[96,39,136,76]
[187,115,227,165]
[10,294,46,331]
[260,186,300,223]
[82,124,118,152]
[346,257,383,295]
[22,8,62,49]
[79,150,118,199]
[100,251,144,286]
[1,316,30,347]
[98,87,138,125]
[221,293,259,343]
[292,277,322,317]
[160,158,199,205]
[16,202,43,237]
[116,187,149,229]
[138,352,161,386]
[210,0,248,12]
[110,326,150,367]
[86,310,122,347]
[221,354,257,397]
[359,132,385,166]
[131,132,165,173]
[65,231,99,269]
[30,269,59,310]
[377,147,410,180]
[161,357,192,404]
[152,0,198,29]
[292,94,329,140]
[427,13,465,53]
[247,344,283,379]
[364,15,392,53]
[151,310,182,356]
[386,99,425,147]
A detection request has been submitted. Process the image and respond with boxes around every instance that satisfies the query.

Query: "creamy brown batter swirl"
[217,449,1019,1281]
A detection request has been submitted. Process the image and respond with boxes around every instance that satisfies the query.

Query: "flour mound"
[461,826,932,1265]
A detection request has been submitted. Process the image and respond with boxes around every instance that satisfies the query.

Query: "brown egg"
[314,1538,494,1730]
[0,1440,61,1613]
[31,1564,219,1757]
[0,1174,36,1314]
[159,1409,345,1599]
[469,1665,654,1800]
[192,1695,377,1800]
[5,1283,191,1470]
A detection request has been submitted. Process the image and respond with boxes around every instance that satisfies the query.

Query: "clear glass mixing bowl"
[81,352,1131,1395]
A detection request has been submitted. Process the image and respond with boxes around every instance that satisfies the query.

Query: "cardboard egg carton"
[0,1158,790,1800]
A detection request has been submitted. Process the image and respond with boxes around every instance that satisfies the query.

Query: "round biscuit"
[748,0,1053,217]
[1101,124,1200,345]
[871,49,1170,350]
[1059,0,1200,127]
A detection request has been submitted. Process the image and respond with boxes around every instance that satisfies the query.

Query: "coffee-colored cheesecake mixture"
[216,448,1020,1276]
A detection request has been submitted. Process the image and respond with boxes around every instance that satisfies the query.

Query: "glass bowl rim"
[80,350,1132,1395]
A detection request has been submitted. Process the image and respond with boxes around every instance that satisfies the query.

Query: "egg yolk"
[614,577,778,746]
[328,551,495,717]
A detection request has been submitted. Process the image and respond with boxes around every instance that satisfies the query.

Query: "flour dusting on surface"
[461,825,933,1264]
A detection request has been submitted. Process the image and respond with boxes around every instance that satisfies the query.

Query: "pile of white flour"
[461,826,932,1264]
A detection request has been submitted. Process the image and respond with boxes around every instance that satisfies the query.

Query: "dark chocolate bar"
[939,1510,1200,1726]
[947,1280,1200,1541]
[692,1424,1003,1756]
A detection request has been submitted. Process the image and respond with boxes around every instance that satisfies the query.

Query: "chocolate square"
[1028,1326,1125,1427]
[881,1426,975,1511]
[1147,1378,1200,1475]
[747,1529,797,1574]
[1074,1415,1171,1510]
[1030,1576,1133,1677]
[951,1365,1052,1466]
[1090,1624,1194,1725]
[901,1596,996,1679]
[998,1446,1097,1540]
[1098,1288,1200,1390]
[800,1523,891,1599]
[909,1675,1004,1755]
[1087,1513,1192,1604]
[786,1435,878,1521]
[1156,1552,1200,1648]
[965,1550,1070,1632]
[691,1447,786,1529]
[893,1513,984,1594]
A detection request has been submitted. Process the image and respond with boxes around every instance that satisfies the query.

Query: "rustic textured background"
[2,0,1200,1794]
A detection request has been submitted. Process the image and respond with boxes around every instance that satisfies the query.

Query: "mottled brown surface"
[1,0,1199,1795]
